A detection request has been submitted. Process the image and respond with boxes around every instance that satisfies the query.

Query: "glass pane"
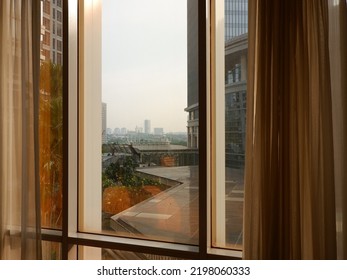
[81,246,185,260]
[39,0,64,229]
[42,241,62,260]
[99,0,199,245]
[213,0,247,250]
[224,0,247,249]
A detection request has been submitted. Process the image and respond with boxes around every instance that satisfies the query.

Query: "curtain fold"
[244,0,338,259]
[0,0,42,260]
[329,0,347,260]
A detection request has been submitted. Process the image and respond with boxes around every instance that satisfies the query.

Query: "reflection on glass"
[82,247,184,260]
[101,0,198,245]
[42,241,62,260]
[224,0,247,249]
[39,0,63,229]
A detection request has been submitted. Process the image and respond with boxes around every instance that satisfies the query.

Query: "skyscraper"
[186,0,199,149]
[144,120,151,134]
[225,0,248,41]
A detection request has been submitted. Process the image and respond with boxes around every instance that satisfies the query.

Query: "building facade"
[225,0,248,41]
[186,0,248,167]
[41,0,63,65]
[225,34,247,168]
[186,0,199,149]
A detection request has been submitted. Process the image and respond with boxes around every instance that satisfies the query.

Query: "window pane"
[42,241,62,260]
[81,246,185,260]
[39,0,64,229]
[213,0,247,250]
[80,0,199,245]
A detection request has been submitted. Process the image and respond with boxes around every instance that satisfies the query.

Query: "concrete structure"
[109,166,243,246]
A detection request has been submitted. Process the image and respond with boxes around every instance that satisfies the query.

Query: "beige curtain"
[0,0,42,259]
[244,0,339,259]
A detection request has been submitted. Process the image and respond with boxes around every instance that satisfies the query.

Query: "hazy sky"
[102,0,187,133]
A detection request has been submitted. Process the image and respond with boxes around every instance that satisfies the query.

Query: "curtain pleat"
[329,0,347,260]
[244,0,337,259]
[0,0,42,260]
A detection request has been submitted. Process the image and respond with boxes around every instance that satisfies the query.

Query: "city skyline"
[102,114,185,134]
[102,0,188,133]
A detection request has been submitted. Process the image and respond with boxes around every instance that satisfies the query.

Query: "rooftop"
[110,166,244,248]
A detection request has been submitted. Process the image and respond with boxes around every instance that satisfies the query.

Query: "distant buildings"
[121,127,127,135]
[135,126,143,133]
[144,120,151,134]
[102,103,107,144]
[154,128,164,135]
[114,128,121,135]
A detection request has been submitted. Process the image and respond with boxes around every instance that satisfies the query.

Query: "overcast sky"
[102,0,187,133]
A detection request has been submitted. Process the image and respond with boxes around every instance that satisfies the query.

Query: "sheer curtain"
[244,0,344,259]
[0,0,42,259]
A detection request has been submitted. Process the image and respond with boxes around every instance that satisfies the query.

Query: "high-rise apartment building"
[41,0,63,65]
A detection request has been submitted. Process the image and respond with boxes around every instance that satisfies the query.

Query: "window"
[39,0,64,260]
[210,0,247,251]
[57,11,62,23]
[80,0,199,248]
[57,40,62,51]
[41,0,244,260]
[57,24,62,36]
[43,0,50,15]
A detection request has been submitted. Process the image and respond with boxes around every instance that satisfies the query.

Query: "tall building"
[102,103,107,144]
[185,0,199,149]
[41,0,63,65]
[186,0,248,167]
[144,120,151,134]
[225,0,248,41]
[225,35,247,168]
